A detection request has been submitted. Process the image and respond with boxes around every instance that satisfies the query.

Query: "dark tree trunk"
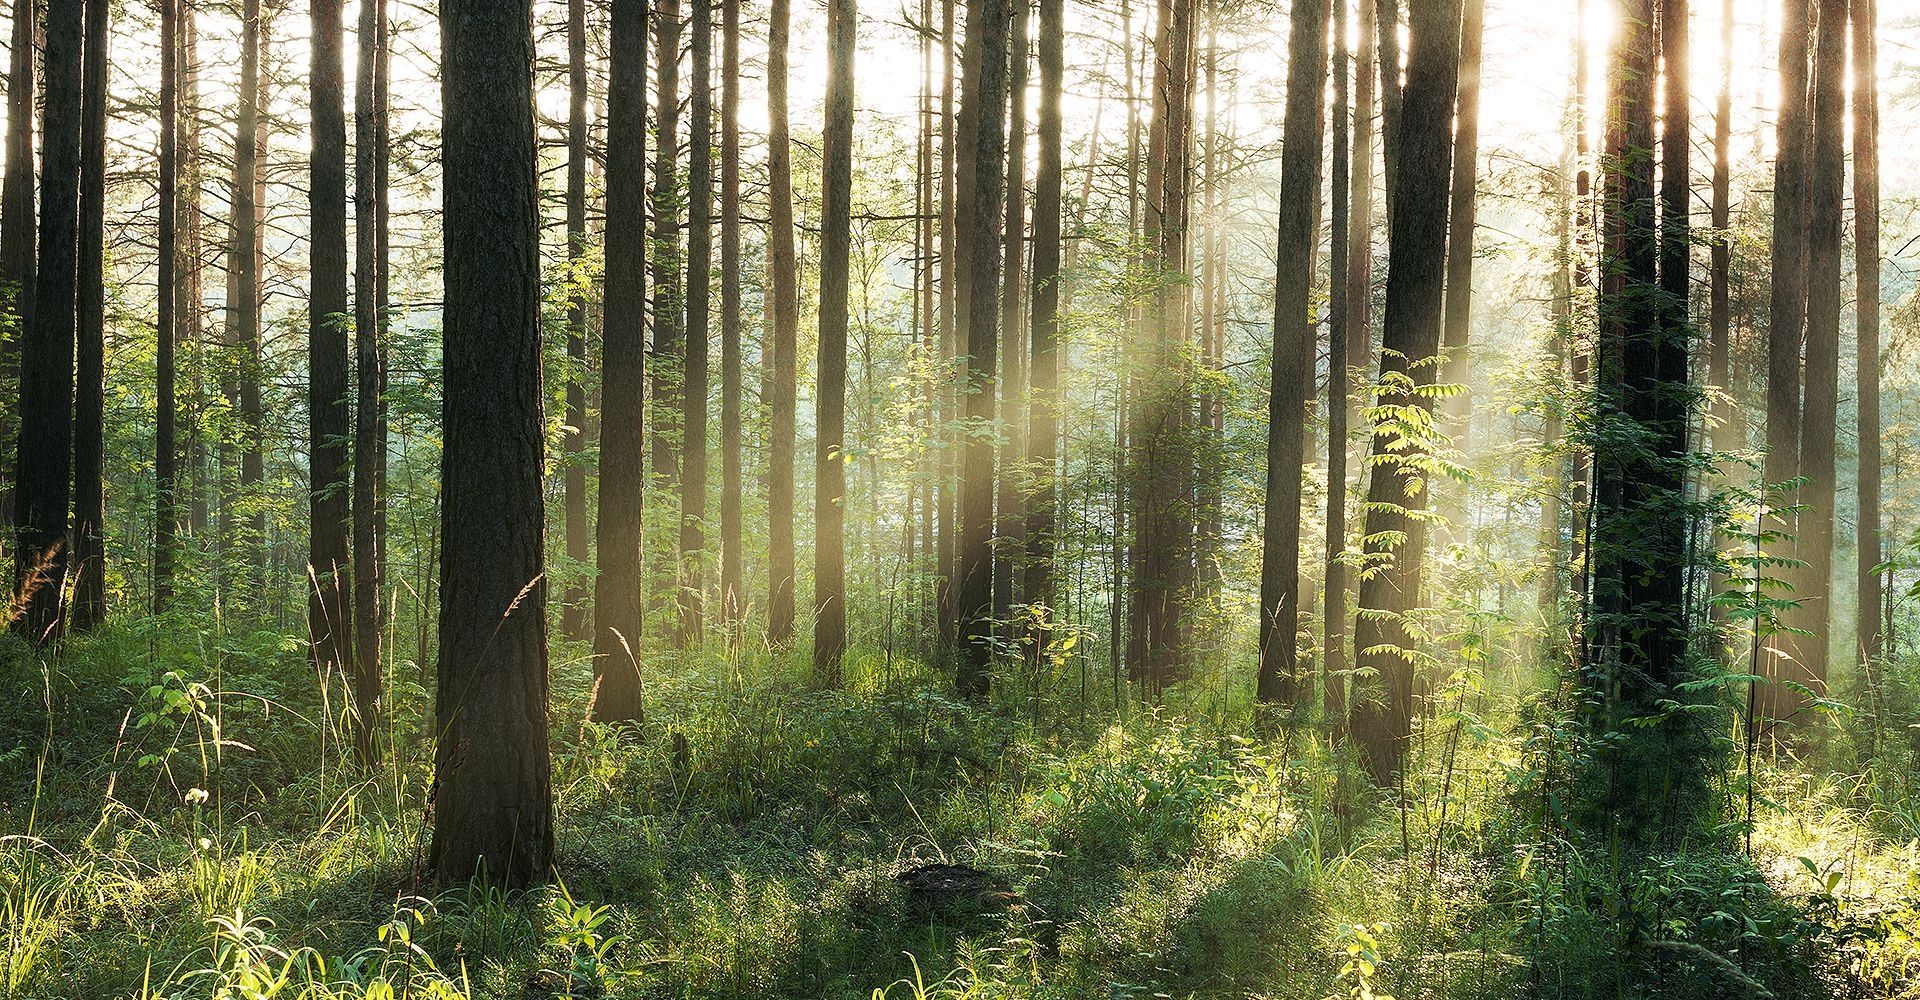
[1708,0,1732,460]
[683,0,713,644]
[1376,0,1403,217]
[935,0,959,646]
[156,0,180,611]
[1853,0,1883,671]
[223,0,266,595]
[1023,0,1062,616]
[70,0,106,632]
[1437,0,1483,470]
[720,0,744,636]
[954,0,1009,698]
[652,0,684,621]
[1350,0,1461,782]
[562,0,590,640]
[182,8,208,540]
[353,0,391,763]
[309,0,352,675]
[766,0,799,646]
[994,0,1029,626]
[814,0,856,682]
[1325,0,1356,729]
[593,0,649,724]
[432,0,555,890]
[12,0,78,643]
[1256,0,1327,708]
[0,0,34,532]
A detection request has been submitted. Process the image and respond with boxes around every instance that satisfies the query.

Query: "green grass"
[0,616,1908,998]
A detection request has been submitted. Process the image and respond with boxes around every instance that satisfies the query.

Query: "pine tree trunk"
[352,0,391,763]
[593,0,650,724]
[814,0,857,682]
[183,7,208,540]
[70,0,107,632]
[1853,0,1883,672]
[720,0,745,636]
[995,1,1029,626]
[684,0,713,644]
[1437,0,1483,475]
[1325,0,1354,728]
[432,0,554,889]
[1023,0,1063,617]
[766,0,799,646]
[562,0,591,640]
[1376,0,1403,217]
[652,0,685,528]
[1256,0,1327,708]
[0,0,34,533]
[935,0,958,646]
[309,0,352,675]
[156,0,180,612]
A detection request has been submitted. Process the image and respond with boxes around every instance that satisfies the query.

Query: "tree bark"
[936,0,958,646]
[1853,0,1883,671]
[995,0,1029,626]
[1326,0,1355,728]
[562,0,591,640]
[310,0,353,676]
[684,0,713,644]
[653,0,685,625]
[720,0,744,636]
[593,0,650,724]
[1437,0,1483,469]
[766,0,799,646]
[432,0,555,890]
[0,0,34,533]
[69,0,107,632]
[353,0,391,763]
[814,0,857,681]
[1023,0,1063,616]
[156,0,180,611]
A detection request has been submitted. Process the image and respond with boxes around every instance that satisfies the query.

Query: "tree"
[1349,0,1461,782]
[0,0,35,531]
[593,0,650,724]
[156,0,180,611]
[720,0,745,636]
[935,0,958,645]
[70,0,107,632]
[1326,0,1360,727]
[1256,0,1327,708]
[683,0,714,644]
[562,0,591,640]
[1024,0,1064,615]
[1708,0,1733,461]
[1764,0,1810,573]
[995,0,1030,626]
[353,0,392,762]
[310,0,353,676]
[766,0,799,646]
[432,0,555,889]
[224,0,267,593]
[1437,0,1484,466]
[814,0,857,682]
[1853,0,1883,669]
[653,0,685,621]
[13,0,81,643]
[954,0,1009,698]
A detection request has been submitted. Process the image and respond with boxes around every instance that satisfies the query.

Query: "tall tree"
[1349,0,1461,781]
[814,0,857,681]
[1796,0,1846,703]
[1853,0,1883,669]
[353,0,392,762]
[954,0,1009,698]
[182,7,209,539]
[652,0,685,591]
[1376,0,1403,215]
[309,0,352,674]
[156,0,181,611]
[0,0,34,531]
[1764,0,1809,553]
[562,0,591,640]
[593,0,650,723]
[1437,0,1484,465]
[765,0,799,646]
[1325,0,1356,727]
[1708,0,1732,465]
[432,0,554,889]
[1256,0,1328,708]
[224,0,267,592]
[12,0,80,642]
[1024,0,1063,615]
[935,0,958,645]
[70,0,107,631]
[684,0,713,642]
[719,0,744,635]
[995,0,1029,625]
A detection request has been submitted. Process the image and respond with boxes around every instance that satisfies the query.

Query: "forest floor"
[2,618,1917,999]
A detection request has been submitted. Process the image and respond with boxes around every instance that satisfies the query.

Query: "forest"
[2,0,1919,995]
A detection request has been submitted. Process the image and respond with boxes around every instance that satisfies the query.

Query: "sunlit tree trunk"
[995,1,1029,626]
[156,0,179,611]
[1437,0,1483,500]
[432,0,554,889]
[1325,0,1357,728]
[651,0,686,626]
[766,0,799,646]
[1853,0,1883,672]
[814,0,856,682]
[936,0,958,646]
[1350,0,1461,782]
[309,0,352,674]
[13,0,78,643]
[352,0,391,763]
[1256,0,1327,709]
[1376,0,1403,217]
[684,0,713,644]
[594,0,650,724]
[0,0,34,533]
[720,0,745,637]
[183,8,208,540]
[562,0,591,640]
[1024,0,1063,618]
[70,0,107,632]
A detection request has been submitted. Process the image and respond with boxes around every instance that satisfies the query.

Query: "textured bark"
[156,0,179,611]
[1350,0,1460,782]
[1023,0,1063,614]
[1853,0,1883,669]
[935,0,959,645]
[720,0,744,636]
[223,0,266,593]
[652,0,685,619]
[562,0,590,640]
[1437,0,1483,457]
[1765,0,1809,528]
[12,0,78,643]
[0,0,34,532]
[766,0,799,646]
[182,8,208,539]
[70,0,106,632]
[684,0,713,643]
[1256,0,1327,708]
[955,0,1008,698]
[994,1,1029,625]
[309,0,353,676]
[1376,0,1403,217]
[1708,0,1732,459]
[593,0,649,724]
[432,0,555,890]
[814,0,856,681]
[353,0,391,762]
[1325,0,1354,727]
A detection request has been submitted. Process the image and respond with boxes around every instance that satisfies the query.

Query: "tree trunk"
[1853,0,1883,672]
[814,0,857,682]
[766,0,799,646]
[1437,0,1483,480]
[222,0,265,596]
[182,7,208,540]
[562,0,590,640]
[684,0,713,644]
[652,0,685,631]
[1325,0,1356,728]
[1350,0,1461,782]
[309,0,352,675]
[1023,0,1063,616]
[12,0,79,643]
[69,0,106,632]
[0,0,34,533]
[432,0,555,890]
[593,0,650,724]
[995,1,1029,626]
[954,0,1009,698]
[720,0,745,636]
[1256,0,1328,708]
[935,0,958,646]
[1376,0,1403,217]
[353,0,391,763]
[156,0,179,611]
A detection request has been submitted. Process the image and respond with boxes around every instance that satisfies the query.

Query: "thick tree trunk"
[352,0,391,763]
[432,0,555,890]
[1853,0,1883,671]
[13,0,79,643]
[1350,0,1460,782]
[70,0,106,632]
[593,0,650,724]
[1023,0,1063,616]
[684,0,713,644]
[309,0,352,675]
[1376,0,1403,217]
[720,0,744,636]
[562,0,590,640]
[156,0,179,611]
[814,0,856,681]
[766,0,799,646]
[0,0,34,532]
[1256,0,1328,708]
